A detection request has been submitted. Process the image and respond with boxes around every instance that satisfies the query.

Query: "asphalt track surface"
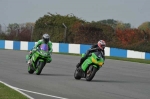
[0,50,150,99]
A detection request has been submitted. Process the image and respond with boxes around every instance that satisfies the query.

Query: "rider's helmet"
[98,40,106,50]
[42,33,50,44]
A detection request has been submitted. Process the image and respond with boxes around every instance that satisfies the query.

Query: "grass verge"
[0,82,29,99]
[105,56,150,64]
[53,52,150,64]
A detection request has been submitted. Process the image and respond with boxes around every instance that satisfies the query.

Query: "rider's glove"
[32,48,37,52]
[29,51,32,54]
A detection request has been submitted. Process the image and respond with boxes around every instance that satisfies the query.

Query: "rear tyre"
[36,61,45,75]
[28,65,34,74]
[86,65,97,81]
[74,68,82,80]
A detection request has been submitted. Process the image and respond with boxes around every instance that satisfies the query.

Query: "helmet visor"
[43,38,49,44]
[101,45,105,49]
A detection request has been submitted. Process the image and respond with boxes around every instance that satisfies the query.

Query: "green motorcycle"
[74,51,104,81]
[26,44,52,75]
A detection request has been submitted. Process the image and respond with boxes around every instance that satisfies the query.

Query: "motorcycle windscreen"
[40,44,49,51]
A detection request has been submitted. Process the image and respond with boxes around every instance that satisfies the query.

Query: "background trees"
[0,13,150,52]
[33,13,85,43]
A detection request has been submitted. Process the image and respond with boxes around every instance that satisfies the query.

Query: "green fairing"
[33,50,51,68]
[81,53,104,71]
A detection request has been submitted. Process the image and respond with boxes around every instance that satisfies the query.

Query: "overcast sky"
[0,0,150,28]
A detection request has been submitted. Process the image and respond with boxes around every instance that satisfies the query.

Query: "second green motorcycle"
[26,44,52,75]
[74,51,104,81]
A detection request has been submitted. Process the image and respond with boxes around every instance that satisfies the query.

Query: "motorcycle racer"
[76,40,106,68]
[27,33,53,64]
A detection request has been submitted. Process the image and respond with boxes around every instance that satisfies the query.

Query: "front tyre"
[86,65,97,81]
[74,68,81,80]
[36,61,45,75]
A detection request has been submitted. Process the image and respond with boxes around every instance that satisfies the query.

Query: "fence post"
[62,23,67,43]
[31,26,33,41]
[0,24,1,34]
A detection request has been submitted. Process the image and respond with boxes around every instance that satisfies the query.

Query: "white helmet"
[98,40,106,50]
[42,33,50,44]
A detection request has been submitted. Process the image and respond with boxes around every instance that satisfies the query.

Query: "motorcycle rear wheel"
[74,68,82,80]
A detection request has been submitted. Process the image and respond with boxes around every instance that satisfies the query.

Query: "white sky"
[0,0,150,28]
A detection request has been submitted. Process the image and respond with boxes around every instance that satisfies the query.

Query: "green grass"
[105,56,150,64]
[53,52,150,64]
[0,83,29,99]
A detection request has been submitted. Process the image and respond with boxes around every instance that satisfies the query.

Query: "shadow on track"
[91,79,128,83]
[76,79,128,83]
[40,73,72,76]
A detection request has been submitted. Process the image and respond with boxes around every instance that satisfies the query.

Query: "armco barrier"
[0,40,150,60]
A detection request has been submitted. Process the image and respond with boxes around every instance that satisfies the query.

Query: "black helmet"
[42,33,50,44]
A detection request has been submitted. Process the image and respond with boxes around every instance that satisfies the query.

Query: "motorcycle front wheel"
[28,65,34,74]
[36,61,45,75]
[86,65,97,81]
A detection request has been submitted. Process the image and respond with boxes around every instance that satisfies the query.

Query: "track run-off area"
[0,50,150,99]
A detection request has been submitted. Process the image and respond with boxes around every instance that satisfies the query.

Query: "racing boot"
[76,56,86,68]
[76,63,81,68]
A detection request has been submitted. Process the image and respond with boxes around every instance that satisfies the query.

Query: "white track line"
[0,81,68,99]
[0,81,34,99]
[15,88,68,99]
